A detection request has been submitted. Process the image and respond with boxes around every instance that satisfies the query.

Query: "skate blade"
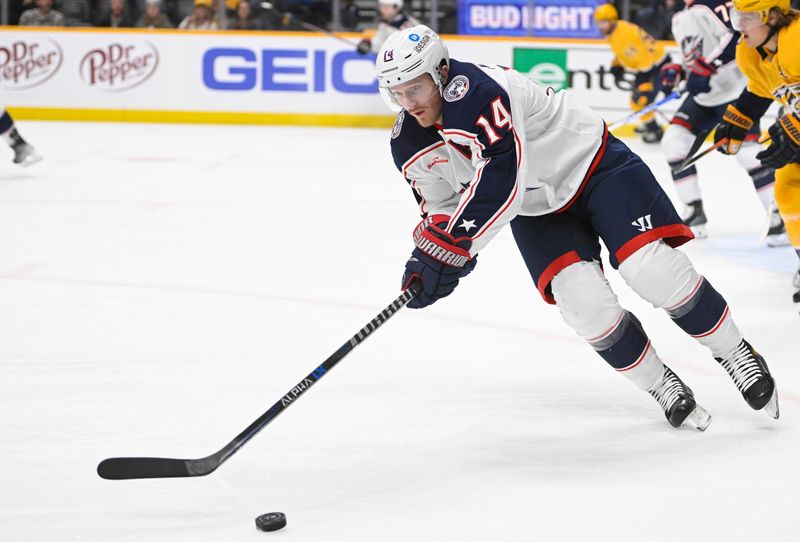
[686,403,712,431]
[765,232,790,247]
[763,388,779,420]
[19,153,43,167]
[689,224,708,239]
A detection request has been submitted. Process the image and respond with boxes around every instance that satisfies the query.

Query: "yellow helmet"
[732,0,790,23]
[194,0,213,7]
[594,4,619,22]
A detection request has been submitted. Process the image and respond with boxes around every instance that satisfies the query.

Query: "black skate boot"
[765,204,789,247]
[715,340,779,419]
[641,120,663,144]
[8,128,42,167]
[682,200,708,239]
[648,366,712,430]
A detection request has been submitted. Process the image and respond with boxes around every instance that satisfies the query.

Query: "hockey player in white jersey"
[659,0,786,243]
[356,0,419,55]
[0,108,41,167]
[377,25,779,429]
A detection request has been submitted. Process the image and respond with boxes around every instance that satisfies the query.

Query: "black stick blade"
[98,457,198,480]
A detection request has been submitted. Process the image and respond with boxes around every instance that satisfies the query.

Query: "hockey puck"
[255,512,287,532]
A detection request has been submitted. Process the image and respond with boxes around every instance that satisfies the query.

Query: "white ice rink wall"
[0,27,678,127]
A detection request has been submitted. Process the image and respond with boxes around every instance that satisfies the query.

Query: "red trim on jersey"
[442,127,522,238]
[537,250,582,305]
[448,140,473,160]
[617,340,651,372]
[691,306,730,338]
[671,117,693,130]
[472,128,522,240]
[555,124,609,214]
[442,129,487,233]
[409,180,427,215]
[403,141,447,216]
[615,224,695,265]
[403,141,447,176]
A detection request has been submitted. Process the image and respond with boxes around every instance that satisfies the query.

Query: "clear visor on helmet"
[731,8,764,32]
[380,73,439,113]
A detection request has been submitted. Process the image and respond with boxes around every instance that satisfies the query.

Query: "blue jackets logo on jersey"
[443,75,469,102]
[391,111,404,139]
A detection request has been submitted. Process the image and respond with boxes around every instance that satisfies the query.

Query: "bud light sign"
[458,0,603,38]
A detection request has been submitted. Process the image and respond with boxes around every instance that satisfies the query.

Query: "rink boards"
[0,27,678,127]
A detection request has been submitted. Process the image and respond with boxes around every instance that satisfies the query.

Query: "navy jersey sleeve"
[441,65,521,251]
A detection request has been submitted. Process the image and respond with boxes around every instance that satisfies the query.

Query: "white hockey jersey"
[391,59,606,256]
[670,0,747,106]
[369,13,421,53]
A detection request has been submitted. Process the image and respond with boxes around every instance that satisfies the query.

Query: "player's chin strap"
[757,25,778,49]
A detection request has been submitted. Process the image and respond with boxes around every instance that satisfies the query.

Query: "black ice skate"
[682,200,708,239]
[641,121,663,144]
[9,128,42,167]
[765,204,789,247]
[715,340,779,419]
[648,366,712,430]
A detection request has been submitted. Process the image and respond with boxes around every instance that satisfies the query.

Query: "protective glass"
[731,8,764,31]
[383,73,439,112]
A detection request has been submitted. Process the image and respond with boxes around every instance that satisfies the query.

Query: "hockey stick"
[259,2,359,47]
[671,129,775,174]
[670,128,711,173]
[97,282,420,480]
[608,90,684,130]
[671,137,728,174]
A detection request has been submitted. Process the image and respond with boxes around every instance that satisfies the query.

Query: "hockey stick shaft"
[97,283,420,480]
[671,138,728,174]
[608,90,684,130]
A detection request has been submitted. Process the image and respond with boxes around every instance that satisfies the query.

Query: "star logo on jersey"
[458,219,477,232]
[444,75,470,102]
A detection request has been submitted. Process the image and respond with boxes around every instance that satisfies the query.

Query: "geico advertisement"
[0,29,677,116]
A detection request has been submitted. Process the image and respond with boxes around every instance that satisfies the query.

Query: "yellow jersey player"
[595,3,670,143]
[712,0,800,302]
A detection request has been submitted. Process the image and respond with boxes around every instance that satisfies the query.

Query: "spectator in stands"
[227,0,260,28]
[95,0,133,26]
[178,0,219,28]
[18,0,66,25]
[635,0,683,39]
[356,0,419,55]
[136,0,174,27]
[340,0,359,29]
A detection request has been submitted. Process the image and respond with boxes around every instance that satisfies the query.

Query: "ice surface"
[0,122,797,542]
